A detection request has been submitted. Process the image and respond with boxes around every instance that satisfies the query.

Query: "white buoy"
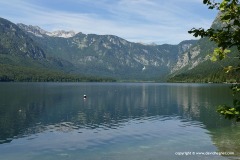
[83,95,87,99]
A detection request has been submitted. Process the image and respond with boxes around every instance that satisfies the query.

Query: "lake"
[0,82,239,160]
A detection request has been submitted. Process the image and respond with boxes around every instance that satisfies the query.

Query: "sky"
[0,0,218,44]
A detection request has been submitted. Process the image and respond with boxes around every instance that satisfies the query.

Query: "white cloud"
[0,0,217,44]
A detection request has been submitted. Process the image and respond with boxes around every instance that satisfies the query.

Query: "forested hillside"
[0,14,239,83]
[0,18,115,82]
[168,38,240,83]
[168,12,240,83]
[0,64,116,82]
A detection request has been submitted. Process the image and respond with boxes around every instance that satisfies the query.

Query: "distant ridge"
[15,19,197,80]
[1,15,237,82]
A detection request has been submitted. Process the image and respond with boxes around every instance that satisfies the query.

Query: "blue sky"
[0,0,218,44]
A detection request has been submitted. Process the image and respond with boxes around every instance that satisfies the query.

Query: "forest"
[0,64,116,82]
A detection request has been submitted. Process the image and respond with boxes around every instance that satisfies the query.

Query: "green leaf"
[210,55,217,62]
[225,111,233,114]
[224,66,233,73]
[219,0,228,11]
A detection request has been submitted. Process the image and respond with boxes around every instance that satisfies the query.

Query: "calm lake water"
[0,82,239,160]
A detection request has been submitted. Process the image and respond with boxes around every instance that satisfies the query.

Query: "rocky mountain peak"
[17,24,77,38]
[46,30,76,38]
[0,19,46,59]
[17,23,48,37]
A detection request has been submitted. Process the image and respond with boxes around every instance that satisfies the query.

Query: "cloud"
[0,0,218,44]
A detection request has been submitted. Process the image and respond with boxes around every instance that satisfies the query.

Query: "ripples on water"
[0,83,238,160]
[0,115,225,160]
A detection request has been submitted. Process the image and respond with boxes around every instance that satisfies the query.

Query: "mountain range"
[0,16,238,82]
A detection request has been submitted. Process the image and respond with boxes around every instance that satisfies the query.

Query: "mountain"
[0,18,117,82]
[0,18,81,71]
[0,19,45,59]
[168,13,240,83]
[4,11,237,83]
[17,23,197,80]
[5,17,228,82]
[17,23,76,38]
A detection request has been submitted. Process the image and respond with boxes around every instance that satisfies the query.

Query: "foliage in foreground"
[189,0,240,121]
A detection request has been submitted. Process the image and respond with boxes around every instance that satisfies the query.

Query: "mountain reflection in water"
[0,83,238,160]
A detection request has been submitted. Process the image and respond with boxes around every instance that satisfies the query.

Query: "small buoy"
[83,95,87,99]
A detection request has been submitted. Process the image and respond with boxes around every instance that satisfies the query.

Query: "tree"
[189,0,240,121]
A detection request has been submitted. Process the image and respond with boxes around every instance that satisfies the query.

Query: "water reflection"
[0,83,239,159]
[0,83,233,136]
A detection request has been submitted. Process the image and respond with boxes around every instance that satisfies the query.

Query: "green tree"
[189,0,240,121]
